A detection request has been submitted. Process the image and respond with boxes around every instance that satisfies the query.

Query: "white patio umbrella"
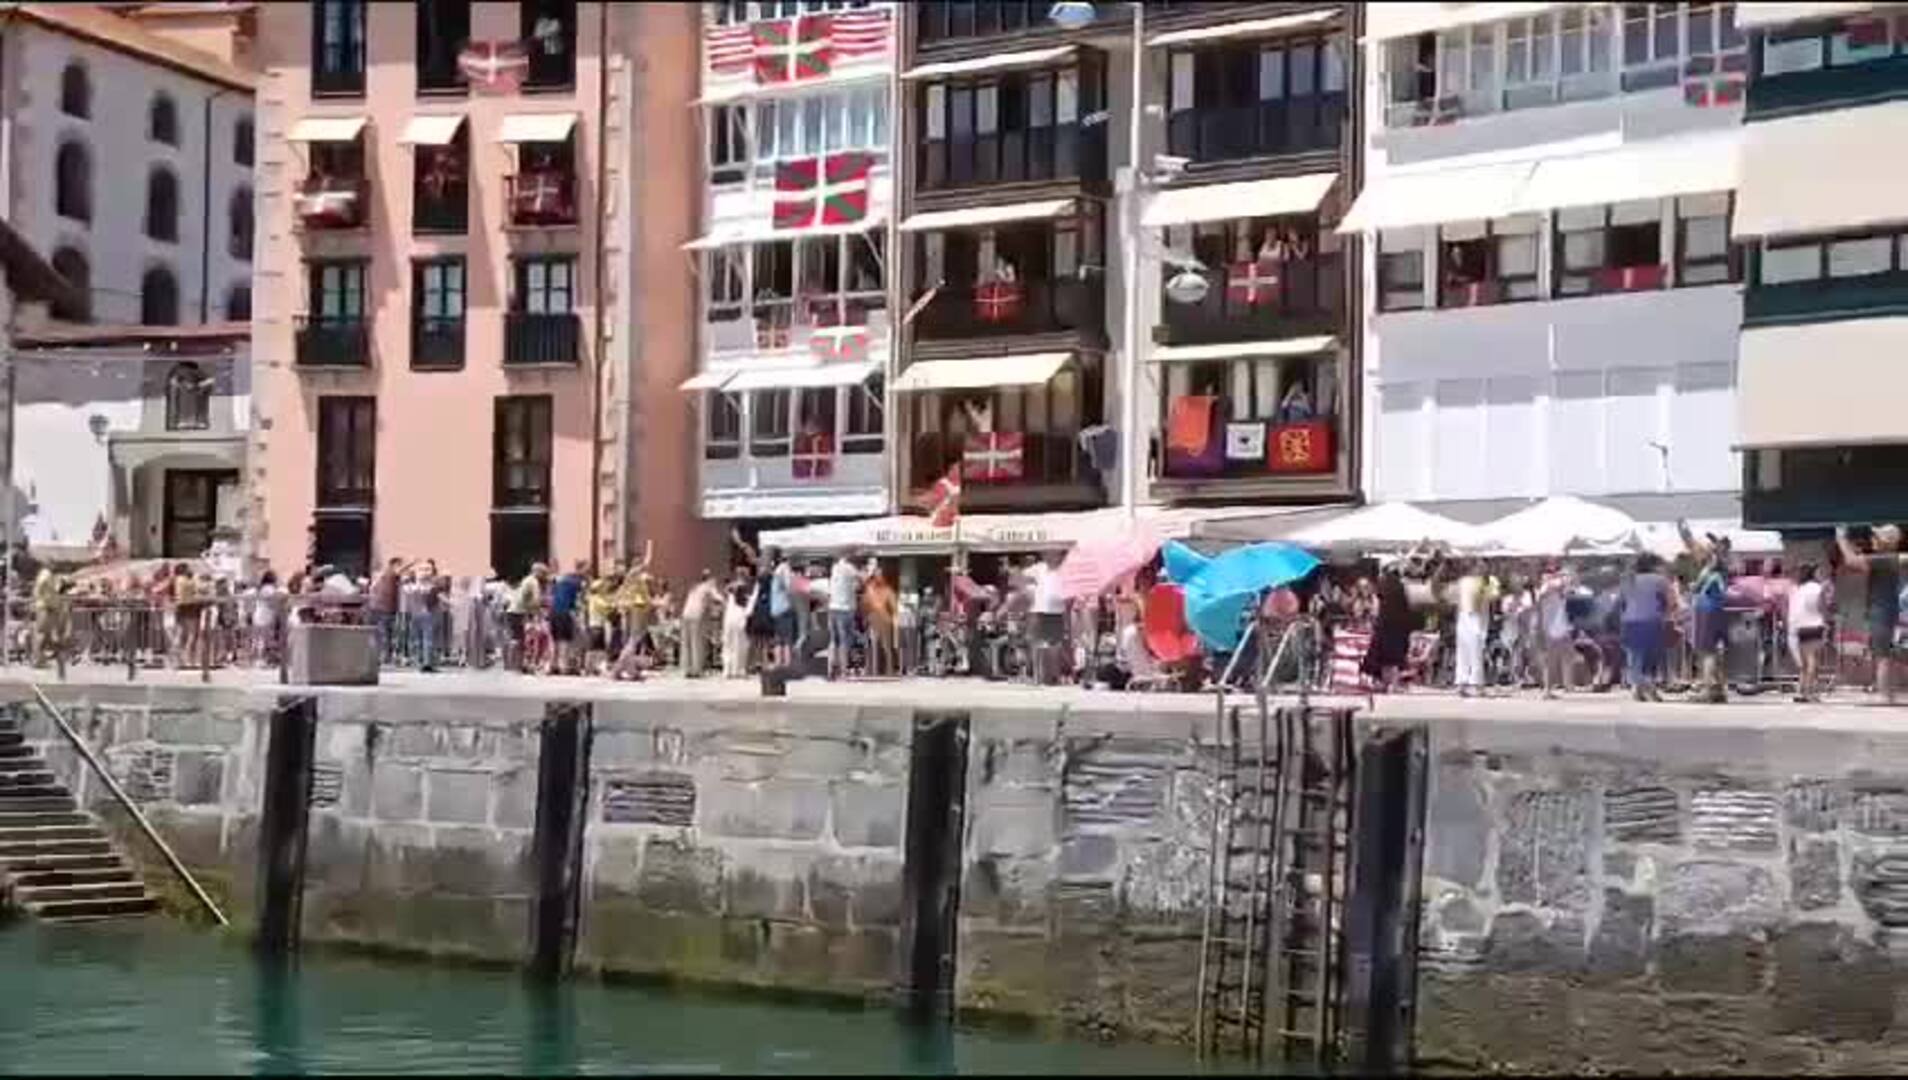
[1291,501,1482,552]
[1474,495,1646,557]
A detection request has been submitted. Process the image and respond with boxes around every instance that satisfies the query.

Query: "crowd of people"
[10,520,1908,707]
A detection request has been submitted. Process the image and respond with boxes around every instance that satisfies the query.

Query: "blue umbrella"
[1163,541,1320,651]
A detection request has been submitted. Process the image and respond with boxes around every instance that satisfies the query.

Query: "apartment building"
[249,0,705,581]
[1732,2,1908,531]
[684,0,898,528]
[1346,2,1749,526]
[0,3,257,565]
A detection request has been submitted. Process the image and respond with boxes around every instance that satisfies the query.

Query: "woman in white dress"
[721,572,756,679]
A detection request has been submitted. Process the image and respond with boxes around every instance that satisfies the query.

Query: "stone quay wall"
[1417,715,1908,1073]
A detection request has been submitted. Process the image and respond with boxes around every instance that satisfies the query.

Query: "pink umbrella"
[1057,525,1164,600]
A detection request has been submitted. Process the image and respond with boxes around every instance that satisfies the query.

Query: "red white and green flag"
[772,152,873,230]
[458,40,530,93]
[753,15,833,85]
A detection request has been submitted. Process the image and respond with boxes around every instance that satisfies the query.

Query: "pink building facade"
[250,0,708,582]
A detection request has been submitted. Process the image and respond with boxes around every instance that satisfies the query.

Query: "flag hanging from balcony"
[830,7,891,59]
[974,280,1024,323]
[1225,422,1266,461]
[458,40,531,93]
[1227,259,1281,307]
[753,15,833,85]
[810,325,869,364]
[963,432,1025,483]
[1268,420,1332,473]
[1681,51,1746,107]
[792,431,835,480]
[772,152,872,230]
[923,462,962,528]
[706,21,754,87]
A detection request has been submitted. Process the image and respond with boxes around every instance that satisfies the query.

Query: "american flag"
[706,21,753,75]
[830,7,890,59]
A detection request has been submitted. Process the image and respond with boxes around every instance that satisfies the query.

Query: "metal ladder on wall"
[1195,649,1355,1066]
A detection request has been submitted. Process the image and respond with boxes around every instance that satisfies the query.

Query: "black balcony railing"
[913,279,1104,342]
[1158,255,1343,346]
[908,432,1087,490]
[504,312,580,366]
[505,170,579,227]
[413,185,468,233]
[296,315,371,368]
[1165,97,1346,165]
[411,316,465,369]
[1744,273,1908,328]
[920,126,1107,192]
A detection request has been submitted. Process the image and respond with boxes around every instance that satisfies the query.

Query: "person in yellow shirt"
[584,574,617,676]
[31,569,69,668]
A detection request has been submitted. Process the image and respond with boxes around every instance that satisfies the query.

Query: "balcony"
[1745,272,1908,328]
[1158,403,1338,483]
[1157,254,1343,346]
[1747,52,1908,119]
[411,316,465,370]
[296,176,370,231]
[413,185,468,234]
[505,170,579,228]
[1166,98,1346,167]
[913,279,1104,343]
[919,126,1108,193]
[908,431,1093,493]
[295,316,371,369]
[504,312,581,366]
[916,1,1053,46]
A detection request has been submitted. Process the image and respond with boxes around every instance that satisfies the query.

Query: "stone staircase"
[0,710,158,923]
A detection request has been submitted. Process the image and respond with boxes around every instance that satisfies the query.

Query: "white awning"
[903,45,1075,81]
[288,116,367,143]
[679,371,735,391]
[893,353,1069,392]
[723,361,880,392]
[1151,336,1337,363]
[1337,161,1536,232]
[1734,100,1908,239]
[1366,3,1569,42]
[1735,2,1878,29]
[1148,8,1336,46]
[1738,318,1908,448]
[760,505,1277,555]
[398,114,466,146]
[496,112,579,144]
[1141,173,1338,228]
[1516,132,1739,213]
[899,199,1074,232]
[683,211,889,250]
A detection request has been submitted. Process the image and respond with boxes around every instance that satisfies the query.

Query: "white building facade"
[1346,2,1749,519]
[686,1,899,525]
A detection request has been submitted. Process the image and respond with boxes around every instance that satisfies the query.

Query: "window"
[1756,229,1908,285]
[312,0,367,94]
[316,395,376,507]
[1554,201,1664,295]
[1762,11,1902,74]
[1165,33,1348,160]
[705,392,742,460]
[494,396,554,508]
[414,130,470,233]
[149,94,179,146]
[417,0,471,92]
[920,60,1101,190]
[60,62,90,119]
[1759,241,1823,284]
[50,248,89,322]
[412,258,466,369]
[225,284,252,321]
[1165,214,1341,322]
[234,115,255,166]
[750,389,792,457]
[1378,230,1427,311]
[1622,3,1744,90]
[843,376,884,454]
[521,0,577,90]
[749,86,888,181]
[515,257,575,313]
[796,387,836,446]
[145,168,180,243]
[165,363,212,432]
[141,266,179,326]
[55,140,91,223]
[229,186,254,261]
[1163,354,1331,429]
[710,104,749,185]
[1676,193,1736,285]
[1438,217,1540,306]
[310,260,368,320]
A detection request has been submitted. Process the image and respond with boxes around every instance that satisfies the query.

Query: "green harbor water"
[0,919,1214,1075]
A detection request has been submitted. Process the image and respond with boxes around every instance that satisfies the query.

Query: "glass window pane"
[1323,34,1347,92]
[925,85,946,140]
[1259,46,1285,100]
[1561,9,1586,74]
[777,99,800,154]
[1689,2,1715,54]
[1507,20,1531,83]
[1563,229,1607,269]
[1468,27,1493,91]
[1828,235,1893,276]
[1498,234,1538,275]
[1438,31,1466,96]
[1590,8,1613,70]
[1057,69,1078,123]
[1623,4,1650,64]
[1764,30,1825,73]
[1653,4,1678,57]
[1290,41,1316,96]
[802,98,823,151]
[825,95,848,150]
[1683,215,1727,259]
[977,84,998,133]
[1760,243,1820,283]
[1533,14,1555,78]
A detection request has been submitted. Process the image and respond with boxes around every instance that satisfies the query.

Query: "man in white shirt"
[827,549,866,680]
[1027,551,1068,685]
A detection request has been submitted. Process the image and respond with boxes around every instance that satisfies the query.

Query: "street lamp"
[1048,0,1148,521]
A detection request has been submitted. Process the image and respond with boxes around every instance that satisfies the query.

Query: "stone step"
[0,852,127,875]
[0,824,101,843]
[10,865,135,888]
[0,778,60,797]
[15,880,148,905]
[28,894,159,922]
[0,730,23,748]
[0,811,89,828]
[0,795,77,813]
[0,743,37,760]
[0,763,55,781]
[0,837,112,859]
